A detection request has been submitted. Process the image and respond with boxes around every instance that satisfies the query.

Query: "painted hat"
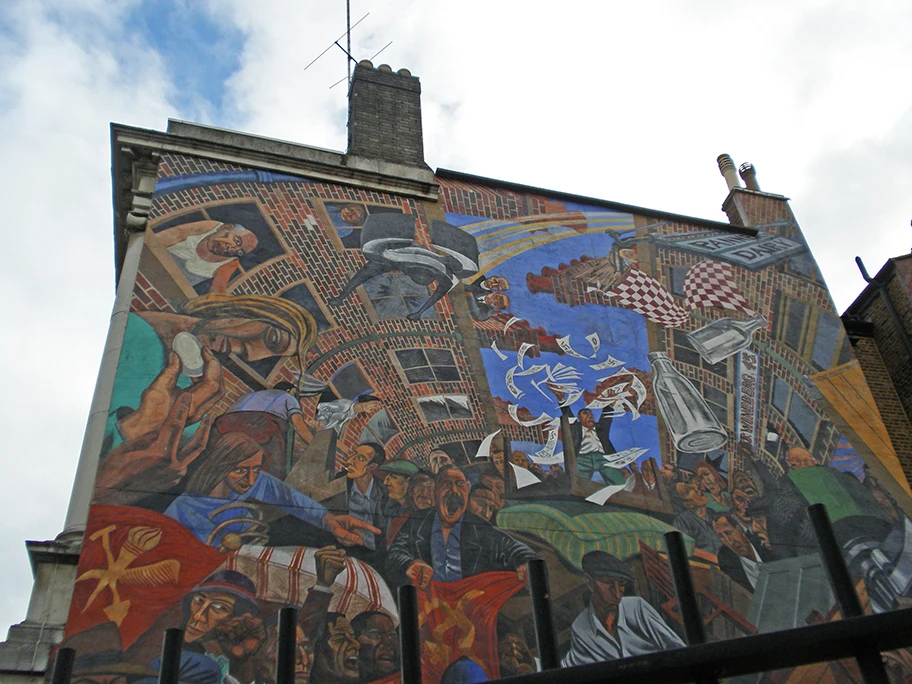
[581,551,635,582]
[190,569,258,613]
[379,460,419,477]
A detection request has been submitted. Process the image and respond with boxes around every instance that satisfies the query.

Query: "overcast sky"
[1,0,910,641]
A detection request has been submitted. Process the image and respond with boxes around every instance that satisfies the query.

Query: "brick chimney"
[347,60,429,169]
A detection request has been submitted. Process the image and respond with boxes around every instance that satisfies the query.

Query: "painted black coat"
[386,508,537,586]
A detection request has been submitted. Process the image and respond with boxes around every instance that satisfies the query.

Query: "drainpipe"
[58,230,145,542]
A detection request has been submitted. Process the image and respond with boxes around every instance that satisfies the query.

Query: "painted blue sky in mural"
[450,204,661,470]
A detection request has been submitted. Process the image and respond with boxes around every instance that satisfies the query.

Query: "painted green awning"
[497,503,694,570]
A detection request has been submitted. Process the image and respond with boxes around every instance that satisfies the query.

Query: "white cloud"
[0,0,177,640]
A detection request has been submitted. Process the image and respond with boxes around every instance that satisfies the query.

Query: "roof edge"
[843,258,897,317]
[434,167,759,237]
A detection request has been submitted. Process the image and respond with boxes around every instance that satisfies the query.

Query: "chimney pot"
[717,154,742,191]
[358,60,374,68]
[397,68,412,77]
[739,162,761,191]
[378,64,392,72]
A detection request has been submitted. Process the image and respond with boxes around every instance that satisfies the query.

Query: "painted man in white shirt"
[562,551,684,666]
[157,219,258,290]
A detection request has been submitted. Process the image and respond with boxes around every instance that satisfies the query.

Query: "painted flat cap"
[581,550,635,581]
[378,459,419,477]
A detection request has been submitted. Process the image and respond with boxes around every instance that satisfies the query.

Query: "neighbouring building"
[843,253,912,485]
[3,61,912,683]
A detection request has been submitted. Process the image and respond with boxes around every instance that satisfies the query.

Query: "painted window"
[395,349,461,384]
[810,313,845,371]
[437,439,484,466]
[360,409,399,445]
[772,295,847,371]
[330,362,372,399]
[702,384,729,423]
[669,267,688,297]
[787,252,823,283]
[417,395,472,422]
[672,330,730,378]
[768,374,821,448]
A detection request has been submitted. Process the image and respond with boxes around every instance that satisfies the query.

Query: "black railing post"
[398,584,422,684]
[49,646,75,684]
[664,531,719,684]
[807,503,890,684]
[158,628,184,684]
[276,606,299,684]
[527,559,559,670]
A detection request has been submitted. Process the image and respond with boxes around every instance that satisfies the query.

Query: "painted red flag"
[65,504,225,648]
[418,572,525,684]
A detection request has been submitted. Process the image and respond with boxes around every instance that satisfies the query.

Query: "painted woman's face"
[697,467,720,493]
[194,318,296,361]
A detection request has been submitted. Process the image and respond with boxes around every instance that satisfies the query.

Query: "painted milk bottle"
[685,313,767,365]
[647,351,728,452]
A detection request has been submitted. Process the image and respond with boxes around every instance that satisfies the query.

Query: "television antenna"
[302,3,394,91]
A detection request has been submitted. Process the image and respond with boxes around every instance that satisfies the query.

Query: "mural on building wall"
[63,156,912,683]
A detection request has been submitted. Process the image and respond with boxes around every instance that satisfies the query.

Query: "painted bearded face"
[205,225,255,257]
[435,468,469,527]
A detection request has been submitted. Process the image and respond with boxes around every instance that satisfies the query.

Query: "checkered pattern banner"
[684,260,756,315]
[608,261,755,328]
[610,268,690,327]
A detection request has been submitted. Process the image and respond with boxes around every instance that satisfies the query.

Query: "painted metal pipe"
[807,504,889,684]
[158,628,184,684]
[663,531,706,646]
[50,647,75,684]
[527,559,559,670]
[276,606,299,684]
[475,606,912,684]
[398,584,422,684]
[664,531,718,684]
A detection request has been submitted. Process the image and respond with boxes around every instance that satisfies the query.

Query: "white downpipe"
[59,231,146,541]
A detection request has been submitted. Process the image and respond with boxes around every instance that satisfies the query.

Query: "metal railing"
[50,503,909,684]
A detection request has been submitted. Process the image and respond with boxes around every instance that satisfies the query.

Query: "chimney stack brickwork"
[347,62,428,169]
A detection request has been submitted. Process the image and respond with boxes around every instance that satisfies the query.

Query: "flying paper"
[590,355,625,370]
[586,477,636,505]
[510,462,542,489]
[586,332,600,357]
[601,447,648,469]
[557,335,590,359]
[473,430,502,461]
[516,342,535,368]
[507,404,554,427]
